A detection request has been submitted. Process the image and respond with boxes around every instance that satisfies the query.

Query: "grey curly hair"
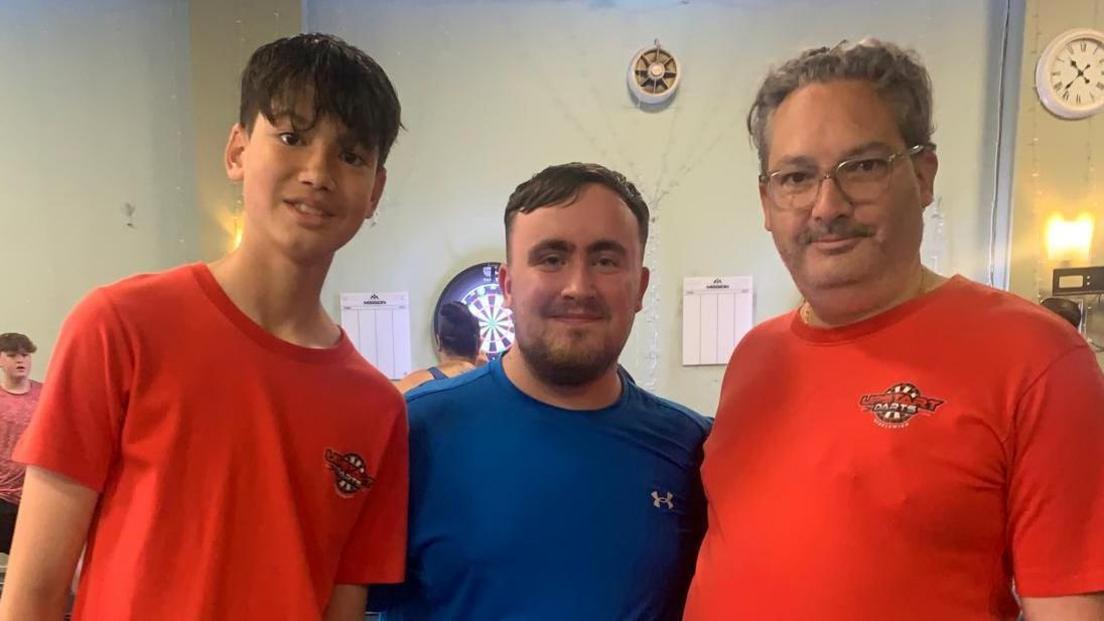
[747,38,935,174]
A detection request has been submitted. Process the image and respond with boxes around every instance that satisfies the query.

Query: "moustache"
[799,219,875,245]
[542,299,610,320]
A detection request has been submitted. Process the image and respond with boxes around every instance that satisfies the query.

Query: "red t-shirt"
[15,264,408,620]
[685,276,1104,621]
[0,380,42,504]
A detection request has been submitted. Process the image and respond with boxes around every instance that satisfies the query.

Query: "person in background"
[394,301,485,393]
[0,332,42,554]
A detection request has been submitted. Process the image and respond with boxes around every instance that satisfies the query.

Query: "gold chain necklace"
[800,269,928,326]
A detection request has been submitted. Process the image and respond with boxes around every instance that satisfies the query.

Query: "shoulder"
[54,265,210,354]
[405,364,498,425]
[931,277,1086,359]
[73,264,203,325]
[97,263,200,303]
[334,353,406,401]
[625,383,713,441]
[394,369,434,394]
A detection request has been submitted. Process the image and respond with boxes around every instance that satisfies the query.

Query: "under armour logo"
[651,490,674,510]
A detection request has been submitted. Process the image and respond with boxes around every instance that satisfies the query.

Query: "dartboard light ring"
[435,262,515,359]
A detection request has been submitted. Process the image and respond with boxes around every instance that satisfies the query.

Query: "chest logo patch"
[324,448,374,497]
[858,383,945,428]
[651,490,675,510]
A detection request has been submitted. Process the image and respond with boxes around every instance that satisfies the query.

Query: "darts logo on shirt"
[858,383,945,428]
[324,448,374,497]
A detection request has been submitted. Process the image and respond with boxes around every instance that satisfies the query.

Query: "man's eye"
[278,132,302,146]
[841,158,888,176]
[341,151,366,166]
[777,171,814,187]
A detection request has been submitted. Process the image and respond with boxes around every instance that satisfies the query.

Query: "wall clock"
[1035,28,1104,120]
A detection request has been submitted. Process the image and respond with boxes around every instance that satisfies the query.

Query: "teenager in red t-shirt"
[0,332,42,553]
[685,39,1104,620]
[0,34,408,621]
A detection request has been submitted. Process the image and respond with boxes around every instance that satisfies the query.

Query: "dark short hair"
[435,302,481,359]
[504,163,649,258]
[748,38,934,174]
[239,33,402,165]
[0,333,36,354]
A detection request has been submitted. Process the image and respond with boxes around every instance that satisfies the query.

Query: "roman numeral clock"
[1035,28,1104,120]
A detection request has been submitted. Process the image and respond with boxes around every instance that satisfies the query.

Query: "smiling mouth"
[810,236,862,250]
[552,315,603,323]
[285,200,332,218]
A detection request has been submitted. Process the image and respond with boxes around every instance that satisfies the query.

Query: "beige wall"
[0,0,197,381]
[1010,0,1104,365]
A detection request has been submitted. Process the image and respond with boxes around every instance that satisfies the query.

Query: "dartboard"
[434,262,515,359]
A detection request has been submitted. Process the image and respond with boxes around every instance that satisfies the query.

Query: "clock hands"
[1063,60,1092,92]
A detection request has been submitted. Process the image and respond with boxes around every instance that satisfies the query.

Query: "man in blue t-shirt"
[370,163,711,620]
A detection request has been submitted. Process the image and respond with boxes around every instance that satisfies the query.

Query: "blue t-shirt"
[372,357,711,620]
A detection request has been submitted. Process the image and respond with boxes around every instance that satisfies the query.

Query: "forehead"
[509,184,641,249]
[766,80,903,165]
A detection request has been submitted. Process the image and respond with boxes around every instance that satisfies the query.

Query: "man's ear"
[915,149,939,208]
[760,183,775,232]
[365,166,387,220]
[499,263,513,311]
[225,123,249,182]
[636,266,651,312]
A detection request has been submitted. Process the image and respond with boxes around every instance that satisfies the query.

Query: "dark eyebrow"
[588,240,628,256]
[337,133,368,152]
[527,239,574,263]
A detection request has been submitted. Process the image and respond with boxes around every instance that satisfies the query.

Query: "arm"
[0,466,98,621]
[1007,345,1104,604]
[1021,593,1104,620]
[323,584,368,621]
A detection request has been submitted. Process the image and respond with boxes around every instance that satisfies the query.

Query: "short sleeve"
[334,401,409,584]
[14,289,133,492]
[1007,344,1104,596]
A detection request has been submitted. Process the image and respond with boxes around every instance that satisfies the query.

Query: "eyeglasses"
[759,144,927,210]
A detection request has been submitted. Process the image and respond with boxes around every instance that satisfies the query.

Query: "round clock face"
[434,262,514,359]
[1035,28,1104,119]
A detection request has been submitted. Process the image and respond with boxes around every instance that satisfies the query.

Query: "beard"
[512,298,624,387]
[515,330,621,387]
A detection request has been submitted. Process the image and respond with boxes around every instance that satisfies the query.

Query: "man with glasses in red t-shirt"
[685,39,1104,621]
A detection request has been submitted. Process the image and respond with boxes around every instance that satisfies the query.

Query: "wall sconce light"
[1044,213,1095,264]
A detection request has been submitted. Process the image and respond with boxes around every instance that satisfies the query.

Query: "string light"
[1030,0,1043,297]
